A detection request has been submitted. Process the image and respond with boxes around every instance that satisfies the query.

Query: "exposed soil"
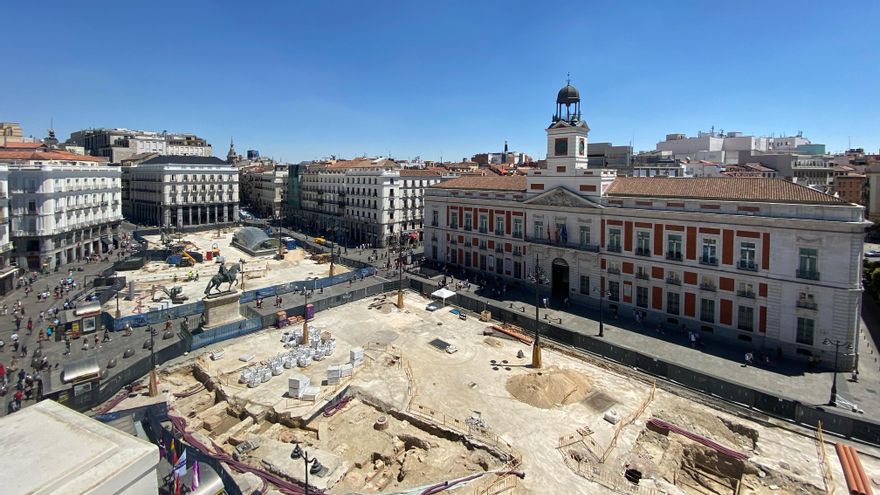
[506,366,592,409]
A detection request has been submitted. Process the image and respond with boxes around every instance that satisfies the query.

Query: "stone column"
[188,207,193,227]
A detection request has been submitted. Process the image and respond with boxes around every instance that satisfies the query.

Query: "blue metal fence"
[190,316,263,350]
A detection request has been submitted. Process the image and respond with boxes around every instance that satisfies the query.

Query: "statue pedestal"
[202,291,243,330]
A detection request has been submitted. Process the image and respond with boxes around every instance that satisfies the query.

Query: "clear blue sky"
[3,1,878,162]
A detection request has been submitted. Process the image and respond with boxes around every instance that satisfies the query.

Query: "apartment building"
[0,149,122,271]
[67,128,212,162]
[424,84,868,368]
[239,163,288,218]
[299,158,445,247]
[124,155,239,229]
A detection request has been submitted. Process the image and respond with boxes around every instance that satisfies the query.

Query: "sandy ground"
[106,229,349,314]
[110,290,880,494]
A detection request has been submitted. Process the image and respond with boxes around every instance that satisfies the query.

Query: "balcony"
[494,229,505,236]
[737,260,758,272]
[478,227,488,234]
[635,272,650,281]
[450,223,458,229]
[525,236,599,253]
[699,282,717,292]
[737,290,756,299]
[431,221,438,227]
[635,247,651,257]
[512,249,523,257]
[666,251,682,261]
[665,276,681,286]
[607,267,621,275]
[478,244,487,251]
[606,244,622,253]
[464,225,472,231]
[796,299,818,310]
[699,255,718,266]
[796,269,820,281]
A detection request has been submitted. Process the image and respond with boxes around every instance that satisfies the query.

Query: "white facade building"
[424,84,868,368]
[67,128,212,162]
[1,149,122,270]
[657,131,771,165]
[0,164,13,293]
[239,164,288,218]
[299,158,446,247]
[125,155,239,229]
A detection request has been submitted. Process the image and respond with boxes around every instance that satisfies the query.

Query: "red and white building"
[424,84,869,367]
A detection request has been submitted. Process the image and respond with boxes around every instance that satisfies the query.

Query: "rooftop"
[606,177,848,205]
[0,400,158,495]
[398,169,442,177]
[140,155,228,166]
[0,141,46,150]
[0,150,107,163]
[432,175,526,191]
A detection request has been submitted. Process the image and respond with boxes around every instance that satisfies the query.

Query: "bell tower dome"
[545,78,590,173]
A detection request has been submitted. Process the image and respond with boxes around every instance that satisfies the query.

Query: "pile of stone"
[288,373,310,399]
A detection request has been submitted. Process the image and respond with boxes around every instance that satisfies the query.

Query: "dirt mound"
[506,367,592,409]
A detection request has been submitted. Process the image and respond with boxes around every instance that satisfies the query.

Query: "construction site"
[105,228,348,315]
[107,289,880,494]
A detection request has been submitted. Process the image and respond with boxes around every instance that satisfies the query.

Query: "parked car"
[866,250,880,258]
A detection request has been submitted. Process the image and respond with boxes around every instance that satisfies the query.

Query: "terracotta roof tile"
[0,142,45,150]
[606,177,846,205]
[433,175,526,191]
[0,150,107,162]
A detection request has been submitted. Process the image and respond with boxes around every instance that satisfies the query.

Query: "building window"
[513,218,523,238]
[608,281,620,302]
[701,238,717,265]
[739,242,757,271]
[533,221,544,239]
[431,210,438,227]
[737,306,754,332]
[797,248,819,280]
[450,212,458,229]
[554,138,568,156]
[796,317,815,345]
[579,226,591,248]
[464,215,472,231]
[700,298,715,323]
[636,231,651,256]
[608,228,621,252]
[479,215,488,233]
[667,234,682,260]
[580,275,590,295]
[495,216,505,236]
[636,286,648,308]
[666,292,680,315]
[738,282,755,298]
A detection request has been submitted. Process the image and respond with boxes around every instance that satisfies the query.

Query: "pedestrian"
[13,388,23,410]
[688,331,696,348]
[26,318,33,335]
[64,340,71,356]
[81,339,88,351]
[102,327,111,343]
[743,352,753,367]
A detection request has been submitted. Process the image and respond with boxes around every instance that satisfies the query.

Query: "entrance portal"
[551,258,569,299]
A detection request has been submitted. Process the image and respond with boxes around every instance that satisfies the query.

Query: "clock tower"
[545,79,590,174]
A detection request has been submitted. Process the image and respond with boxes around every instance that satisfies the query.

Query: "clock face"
[555,138,568,156]
[579,139,585,156]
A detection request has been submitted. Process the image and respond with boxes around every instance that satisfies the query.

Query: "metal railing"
[635,247,651,256]
[666,251,682,261]
[635,272,650,280]
[665,277,681,286]
[738,260,758,271]
[797,269,820,281]
[525,236,600,253]
[606,244,622,253]
[797,299,818,310]
[737,290,756,299]
[607,267,621,275]
[699,283,717,292]
[699,255,718,266]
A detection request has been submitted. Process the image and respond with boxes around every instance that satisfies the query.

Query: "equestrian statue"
[204,262,240,295]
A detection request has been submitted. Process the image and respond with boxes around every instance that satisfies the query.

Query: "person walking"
[26,318,33,335]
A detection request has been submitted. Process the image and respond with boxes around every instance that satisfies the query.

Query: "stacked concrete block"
[288,374,310,399]
[350,347,364,367]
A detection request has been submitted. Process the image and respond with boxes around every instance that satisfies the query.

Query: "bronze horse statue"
[204,263,240,295]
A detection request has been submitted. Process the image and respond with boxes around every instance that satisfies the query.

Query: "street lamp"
[291,444,323,495]
[593,287,611,337]
[823,338,853,407]
[527,254,548,369]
